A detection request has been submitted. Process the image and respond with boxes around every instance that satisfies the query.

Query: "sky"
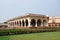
[0,0,60,23]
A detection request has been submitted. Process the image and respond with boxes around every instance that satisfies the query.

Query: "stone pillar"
[46,21,48,27]
[28,18,31,27]
[14,21,15,27]
[8,22,11,27]
[35,19,37,27]
[11,22,13,27]
[29,21,31,27]
[41,20,43,27]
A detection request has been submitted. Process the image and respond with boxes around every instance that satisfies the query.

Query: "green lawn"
[0,32,60,40]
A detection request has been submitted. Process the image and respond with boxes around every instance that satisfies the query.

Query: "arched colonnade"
[9,19,47,27]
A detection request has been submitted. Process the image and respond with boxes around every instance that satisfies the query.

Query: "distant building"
[48,16,60,27]
[0,23,8,29]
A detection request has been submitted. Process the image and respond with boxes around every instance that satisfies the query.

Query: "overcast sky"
[0,0,60,23]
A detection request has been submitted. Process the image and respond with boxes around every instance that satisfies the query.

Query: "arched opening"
[49,24,51,27]
[52,24,54,27]
[43,20,47,26]
[58,24,60,27]
[25,19,28,26]
[31,19,36,27]
[37,19,41,26]
[22,20,24,27]
[19,21,21,26]
[55,24,57,27]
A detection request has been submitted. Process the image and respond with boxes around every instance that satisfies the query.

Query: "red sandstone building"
[48,17,60,27]
[0,23,8,29]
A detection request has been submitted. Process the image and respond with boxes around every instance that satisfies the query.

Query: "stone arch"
[22,20,25,27]
[58,24,60,27]
[37,19,41,26]
[31,19,36,27]
[25,19,28,26]
[43,20,47,26]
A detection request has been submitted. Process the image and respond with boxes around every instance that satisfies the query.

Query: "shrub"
[0,27,60,36]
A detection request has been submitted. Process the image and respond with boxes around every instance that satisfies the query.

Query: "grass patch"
[0,32,60,40]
